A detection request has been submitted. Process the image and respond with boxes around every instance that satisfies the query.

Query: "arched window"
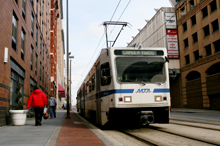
[186,71,201,81]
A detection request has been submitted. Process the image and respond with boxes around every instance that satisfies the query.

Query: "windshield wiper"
[151,82,162,85]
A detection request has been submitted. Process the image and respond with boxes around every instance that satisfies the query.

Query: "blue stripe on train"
[153,89,170,93]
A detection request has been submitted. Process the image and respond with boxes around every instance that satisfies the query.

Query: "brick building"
[175,0,220,110]
[0,0,52,126]
[55,0,65,109]
[50,0,66,109]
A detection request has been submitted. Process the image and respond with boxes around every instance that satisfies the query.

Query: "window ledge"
[191,24,196,27]
[210,9,217,14]
[204,35,210,38]
[212,29,219,34]
[202,15,208,20]
[193,41,198,44]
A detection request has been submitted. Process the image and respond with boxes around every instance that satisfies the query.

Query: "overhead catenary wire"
[106,0,132,46]
[79,0,124,87]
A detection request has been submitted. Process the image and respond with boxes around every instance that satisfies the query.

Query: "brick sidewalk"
[56,111,105,146]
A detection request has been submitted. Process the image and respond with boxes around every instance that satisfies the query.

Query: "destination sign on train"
[114,50,163,56]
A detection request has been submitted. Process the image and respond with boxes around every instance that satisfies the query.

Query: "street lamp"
[66,0,71,119]
[69,56,74,111]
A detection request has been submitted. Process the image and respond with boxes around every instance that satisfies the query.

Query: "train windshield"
[116,57,165,83]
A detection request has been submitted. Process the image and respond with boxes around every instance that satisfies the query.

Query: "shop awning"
[58,83,66,98]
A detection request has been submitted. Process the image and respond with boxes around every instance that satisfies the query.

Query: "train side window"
[101,62,111,86]
[91,74,95,91]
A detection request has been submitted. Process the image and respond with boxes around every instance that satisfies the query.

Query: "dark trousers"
[50,106,56,118]
[34,107,44,125]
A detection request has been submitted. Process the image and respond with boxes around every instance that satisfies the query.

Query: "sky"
[61,0,172,105]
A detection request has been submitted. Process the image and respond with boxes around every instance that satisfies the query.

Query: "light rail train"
[77,46,170,127]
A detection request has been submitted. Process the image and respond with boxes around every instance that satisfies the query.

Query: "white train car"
[77,47,170,127]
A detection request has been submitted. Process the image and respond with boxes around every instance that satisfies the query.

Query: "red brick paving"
[56,111,105,146]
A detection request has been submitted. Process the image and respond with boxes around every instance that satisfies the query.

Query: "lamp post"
[69,56,74,111]
[66,0,71,119]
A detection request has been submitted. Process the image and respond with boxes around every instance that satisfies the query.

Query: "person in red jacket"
[27,85,47,126]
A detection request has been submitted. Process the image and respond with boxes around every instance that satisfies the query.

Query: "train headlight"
[155,96,162,102]
[124,96,132,102]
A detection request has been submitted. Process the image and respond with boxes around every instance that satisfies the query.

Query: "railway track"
[170,120,220,132]
[170,116,220,126]
[119,130,162,146]
[116,120,220,146]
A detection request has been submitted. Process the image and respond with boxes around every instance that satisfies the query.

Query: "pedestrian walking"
[49,96,57,118]
[27,85,47,126]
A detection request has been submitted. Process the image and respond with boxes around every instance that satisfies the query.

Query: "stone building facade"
[175,0,220,110]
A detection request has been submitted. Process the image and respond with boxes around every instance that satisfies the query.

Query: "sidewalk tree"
[9,80,28,126]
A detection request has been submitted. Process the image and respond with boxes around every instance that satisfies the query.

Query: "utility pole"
[69,57,74,110]
[66,0,70,119]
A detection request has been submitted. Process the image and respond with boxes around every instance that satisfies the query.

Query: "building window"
[202,6,208,18]
[42,4,44,30]
[190,0,195,9]
[40,37,42,54]
[184,38,189,48]
[185,55,190,65]
[30,77,36,93]
[22,0,26,20]
[42,67,44,81]
[214,39,220,53]
[205,44,212,56]
[193,50,199,61]
[36,25,38,46]
[40,62,42,80]
[203,25,210,37]
[31,0,34,7]
[42,44,44,60]
[211,19,219,33]
[191,15,196,26]
[21,29,25,60]
[192,32,198,44]
[35,54,38,75]
[14,0,18,4]
[10,70,24,110]
[183,22,187,32]
[12,13,18,51]
[31,13,34,37]
[31,45,33,70]
[36,0,38,18]
[181,7,185,17]
[210,0,217,13]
